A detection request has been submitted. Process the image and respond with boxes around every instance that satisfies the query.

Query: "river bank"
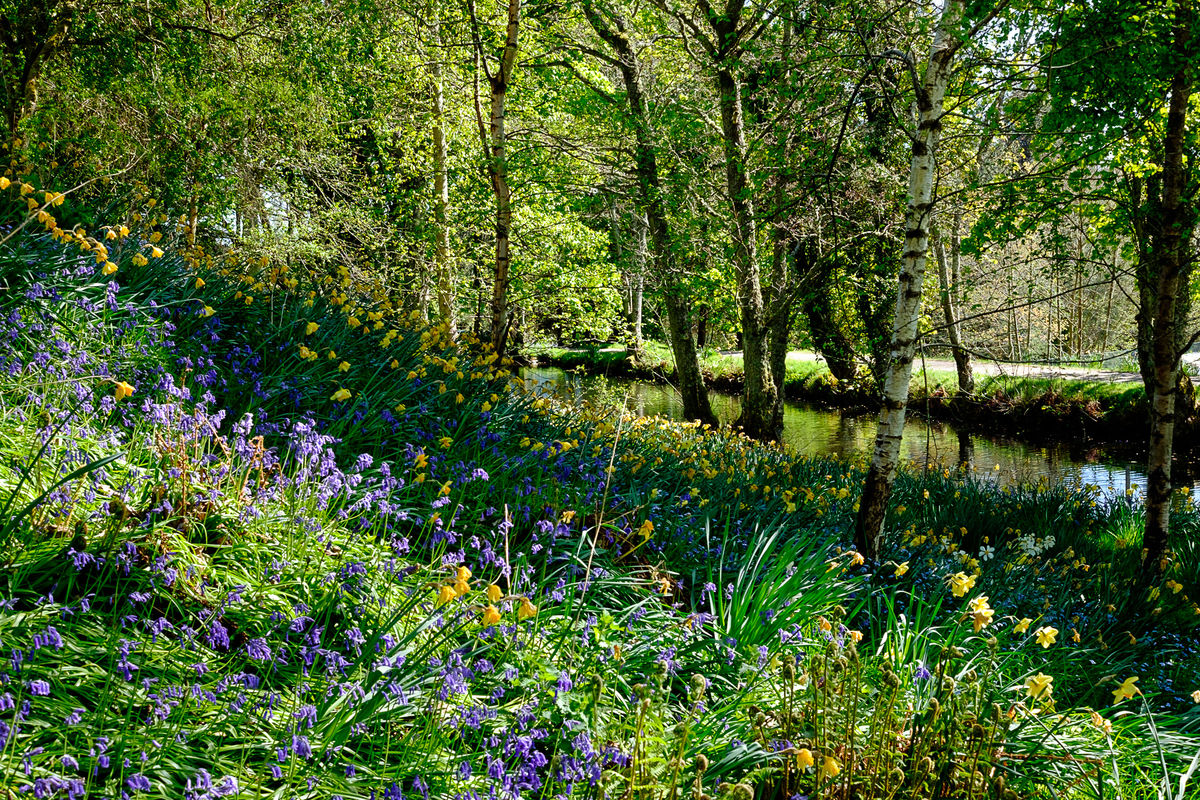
[522,343,1179,446]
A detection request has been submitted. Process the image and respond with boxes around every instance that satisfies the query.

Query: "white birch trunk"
[855,0,965,558]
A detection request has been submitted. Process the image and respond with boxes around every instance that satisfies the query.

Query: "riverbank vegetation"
[2,176,1199,798]
[527,344,1153,443]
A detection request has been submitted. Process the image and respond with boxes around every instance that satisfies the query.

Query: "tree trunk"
[932,213,973,394]
[801,248,857,381]
[716,66,778,440]
[628,212,647,357]
[582,1,716,427]
[855,0,964,559]
[469,0,520,357]
[767,233,796,399]
[431,11,456,338]
[1142,0,1193,587]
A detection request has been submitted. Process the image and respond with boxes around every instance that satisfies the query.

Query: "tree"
[1032,0,1198,588]
[855,0,974,558]
[429,5,457,337]
[579,0,718,427]
[467,0,521,356]
[652,0,781,440]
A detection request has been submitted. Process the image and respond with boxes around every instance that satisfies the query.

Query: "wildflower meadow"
[1,170,1199,800]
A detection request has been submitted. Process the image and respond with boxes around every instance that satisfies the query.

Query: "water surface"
[523,366,1157,494]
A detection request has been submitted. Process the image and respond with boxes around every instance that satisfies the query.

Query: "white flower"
[979,545,995,562]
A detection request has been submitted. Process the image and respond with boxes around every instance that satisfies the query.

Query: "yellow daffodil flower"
[486,584,503,603]
[1014,618,1032,634]
[437,585,457,606]
[331,388,351,402]
[337,361,350,373]
[482,605,501,626]
[1112,676,1139,704]
[518,598,537,620]
[113,381,135,402]
[1035,626,1058,648]
[893,561,909,577]
[948,572,977,598]
[795,748,814,770]
[1025,672,1053,700]
[821,756,840,779]
[305,322,319,335]
[201,306,215,317]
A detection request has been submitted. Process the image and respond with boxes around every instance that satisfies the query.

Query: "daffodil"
[1025,672,1053,700]
[948,572,977,598]
[201,305,215,318]
[131,253,148,267]
[1034,626,1058,648]
[337,361,350,373]
[149,246,163,258]
[795,748,814,770]
[113,381,136,401]
[101,261,117,276]
[821,756,840,779]
[968,596,994,632]
[893,561,909,577]
[1112,676,1139,704]
[1014,617,1032,634]
[518,598,537,620]
[486,584,503,603]
[195,277,205,289]
[482,605,501,626]
[330,388,351,402]
[437,585,457,605]
[305,321,319,335]
[638,519,654,541]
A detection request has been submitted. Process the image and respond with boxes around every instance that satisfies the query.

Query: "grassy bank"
[1,185,1199,799]
[526,343,1153,443]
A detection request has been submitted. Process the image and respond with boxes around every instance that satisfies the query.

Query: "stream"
[523,366,1167,494]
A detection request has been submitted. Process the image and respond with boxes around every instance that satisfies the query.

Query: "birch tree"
[855,0,976,558]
